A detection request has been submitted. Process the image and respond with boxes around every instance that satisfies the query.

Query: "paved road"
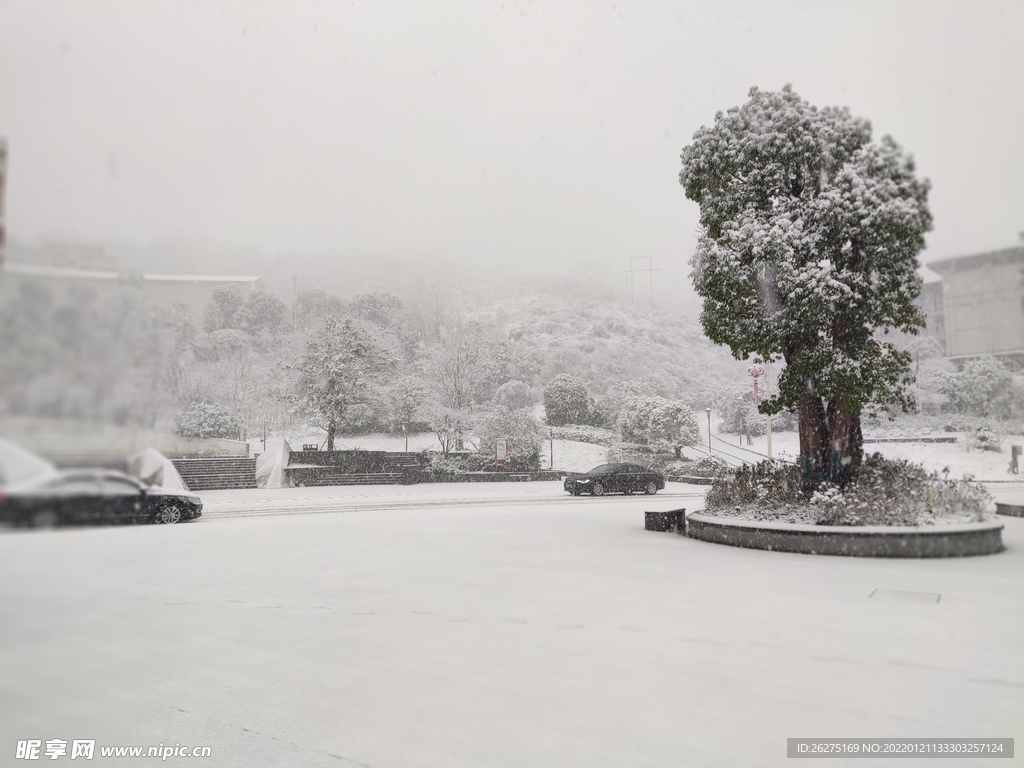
[198,481,708,520]
[1,485,1021,767]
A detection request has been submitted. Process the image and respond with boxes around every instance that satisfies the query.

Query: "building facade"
[927,245,1024,364]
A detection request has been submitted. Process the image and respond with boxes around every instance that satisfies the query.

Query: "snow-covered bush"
[549,425,618,446]
[175,402,241,439]
[686,454,730,479]
[543,374,599,426]
[704,455,991,526]
[491,380,533,411]
[475,406,542,471]
[203,287,287,336]
[704,461,804,509]
[424,452,492,478]
[938,356,1019,420]
[620,396,700,457]
[968,425,1003,453]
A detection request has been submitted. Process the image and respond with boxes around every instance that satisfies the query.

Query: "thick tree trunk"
[327,421,336,452]
[825,400,863,486]
[797,394,829,486]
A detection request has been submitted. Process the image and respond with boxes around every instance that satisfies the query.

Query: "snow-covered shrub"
[491,380,533,411]
[968,425,1003,453]
[424,452,492,478]
[704,455,991,526]
[686,454,730,478]
[543,374,599,426]
[475,406,542,471]
[620,396,700,457]
[175,402,241,439]
[704,461,804,509]
[549,425,617,446]
[938,356,1018,420]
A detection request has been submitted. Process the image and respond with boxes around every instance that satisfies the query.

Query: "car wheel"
[644,481,658,495]
[158,505,183,525]
[30,509,60,528]
[592,482,605,497]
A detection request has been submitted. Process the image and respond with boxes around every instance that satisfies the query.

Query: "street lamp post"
[402,422,409,453]
[705,408,712,455]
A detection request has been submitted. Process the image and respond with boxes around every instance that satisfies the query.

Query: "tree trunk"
[825,399,863,486]
[327,421,336,452]
[797,394,829,486]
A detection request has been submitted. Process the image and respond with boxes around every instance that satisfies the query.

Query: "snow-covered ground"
[1,486,1022,767]
[713,428,1023,484]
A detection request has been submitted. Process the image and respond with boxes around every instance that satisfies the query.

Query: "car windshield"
[587,464,617,475]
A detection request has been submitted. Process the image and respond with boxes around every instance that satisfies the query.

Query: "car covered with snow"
[564,463,665,496]
[0,470,203,527]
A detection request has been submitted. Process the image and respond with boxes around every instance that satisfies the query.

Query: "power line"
[623,256,661,304]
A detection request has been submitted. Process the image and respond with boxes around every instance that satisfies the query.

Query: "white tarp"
[127,448,187,491]
[0,438,58,488]
[256,438,291,489]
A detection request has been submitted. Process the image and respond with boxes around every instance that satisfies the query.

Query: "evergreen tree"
[679,86,932,484]
[543,374,595,426]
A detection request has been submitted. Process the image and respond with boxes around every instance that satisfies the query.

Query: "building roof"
[927,245,1024,275]
[2,261,263,283]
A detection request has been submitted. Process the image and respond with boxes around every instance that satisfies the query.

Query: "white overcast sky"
[1,0,1022,282]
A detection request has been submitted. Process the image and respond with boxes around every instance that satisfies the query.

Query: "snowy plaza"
[2,481,1022,767]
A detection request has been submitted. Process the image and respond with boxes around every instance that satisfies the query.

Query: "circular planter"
[995,501,1024,518]
[684,513,1004,558]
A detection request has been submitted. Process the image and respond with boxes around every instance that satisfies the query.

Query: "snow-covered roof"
[926,244,1024,275]
[2,261,263,283]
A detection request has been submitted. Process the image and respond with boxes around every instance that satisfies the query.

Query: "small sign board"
[495,439,508,461]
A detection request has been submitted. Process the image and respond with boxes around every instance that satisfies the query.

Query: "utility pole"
[0,138,7,270]
[765,359,773,460]
[291,275,298,328]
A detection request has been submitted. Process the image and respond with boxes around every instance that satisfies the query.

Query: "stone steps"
[172,457,257,491]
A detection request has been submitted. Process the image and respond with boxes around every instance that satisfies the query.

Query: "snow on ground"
[719,429,1023,483]
[1,497,1021,767]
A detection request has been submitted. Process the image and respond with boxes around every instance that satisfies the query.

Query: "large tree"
[294,318,390,450]
[679,86,932,485]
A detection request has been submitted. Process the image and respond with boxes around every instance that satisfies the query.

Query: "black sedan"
[564,463,665,496]
[0,470,203,527]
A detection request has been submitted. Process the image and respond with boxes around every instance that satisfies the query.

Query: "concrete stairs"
[382,452,424,472]
[172,457,257,491]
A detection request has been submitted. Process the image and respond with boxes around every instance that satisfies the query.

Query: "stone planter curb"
[684,513,1004,558]
[995,501,1024,518]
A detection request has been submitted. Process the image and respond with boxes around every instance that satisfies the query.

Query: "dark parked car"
[0,470,203,527]
[564,463,665,496]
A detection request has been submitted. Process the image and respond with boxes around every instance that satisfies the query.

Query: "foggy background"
[2,0,1023,304]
